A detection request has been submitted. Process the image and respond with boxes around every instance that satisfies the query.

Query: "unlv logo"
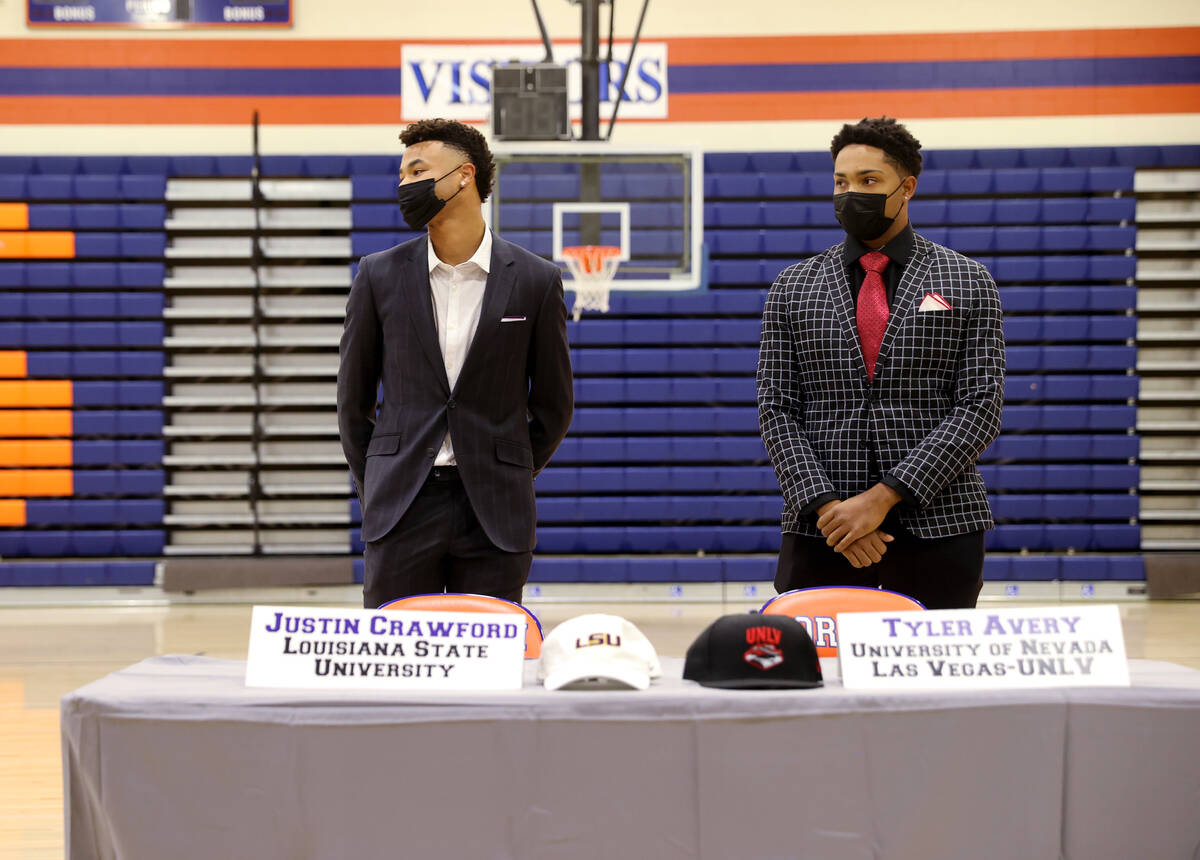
[744,643,784,671]
[745,626,782,646]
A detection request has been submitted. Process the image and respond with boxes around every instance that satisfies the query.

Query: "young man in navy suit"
[338,119,573,608]
[757,117,1005,609]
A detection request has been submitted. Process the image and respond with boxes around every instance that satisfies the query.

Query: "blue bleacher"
[24,352,164,378]
[24,499,165,525]
[526,553,1146,584]
[72,470,165,495]
[982,555,1145,582]
[3,292,163,318]
[72,411,164,435]
[0,321,163,347]
[351,174,399,200]
[0,531,165,557]
[708,225,1134,256]
[72,440,164,466]
[73,381,164,406]
[0,561,156,587]
[5,144,1185,585]
[0,262,165,289]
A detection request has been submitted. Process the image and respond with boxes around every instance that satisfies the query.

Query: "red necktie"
[857,251,890,382]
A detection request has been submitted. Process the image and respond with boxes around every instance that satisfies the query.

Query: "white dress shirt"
[428,229,492,466]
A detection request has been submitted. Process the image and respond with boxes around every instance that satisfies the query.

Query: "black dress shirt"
[844,223,915,305]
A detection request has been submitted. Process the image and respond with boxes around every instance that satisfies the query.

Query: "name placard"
[245,606,526,691]
[838,605,1130,690]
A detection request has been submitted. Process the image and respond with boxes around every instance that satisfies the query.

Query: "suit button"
[448,399,457,409]
[425,447,435,457]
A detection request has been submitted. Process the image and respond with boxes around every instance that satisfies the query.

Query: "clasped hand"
[815,484,902,569]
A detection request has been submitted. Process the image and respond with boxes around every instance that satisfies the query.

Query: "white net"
[562,245,622,322]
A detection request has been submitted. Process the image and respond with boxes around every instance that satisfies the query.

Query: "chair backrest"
[377,593,544,659]
[760,586,925,658]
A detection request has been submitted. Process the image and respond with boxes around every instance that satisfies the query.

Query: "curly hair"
[400,119,496,202]
[830,116,923,178]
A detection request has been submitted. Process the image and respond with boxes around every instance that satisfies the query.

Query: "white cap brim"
[542,656,652,691]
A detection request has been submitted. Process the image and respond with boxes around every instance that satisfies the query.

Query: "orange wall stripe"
[0,381,73,408]
[0,411,72,438]
[0,28,1196,68]
[0,440,72,467]
[0,352,28,379]
[665,84,1200,123]
[0,469,72,497]
[669,28,1200,65]
[0,204,29,231]
[0,232,75,259]
[0,499,26,527]
[0,84,1196,126]
[0,95,402,125]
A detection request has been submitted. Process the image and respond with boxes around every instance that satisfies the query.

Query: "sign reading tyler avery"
[245,606,526,691]
[838,605,1130,690]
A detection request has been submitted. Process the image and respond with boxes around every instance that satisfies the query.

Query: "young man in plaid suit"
[756,117,1005,609]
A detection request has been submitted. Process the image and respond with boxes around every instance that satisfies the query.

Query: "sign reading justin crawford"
[838,604,1129,690]
[245,606,526,691]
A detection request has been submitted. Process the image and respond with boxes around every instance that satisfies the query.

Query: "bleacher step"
[1134,170,1200,193]
[1142,539,1200,550]
[166,207,352,231]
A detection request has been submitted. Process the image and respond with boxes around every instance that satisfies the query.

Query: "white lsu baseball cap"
[539,614,663,691]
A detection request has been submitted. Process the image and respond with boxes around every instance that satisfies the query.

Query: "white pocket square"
[918,293,953,312]
[500,316,527,323]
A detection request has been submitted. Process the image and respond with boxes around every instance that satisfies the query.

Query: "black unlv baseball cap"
[684,613,823,689]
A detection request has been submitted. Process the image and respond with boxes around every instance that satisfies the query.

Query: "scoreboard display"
[28,0,291,27]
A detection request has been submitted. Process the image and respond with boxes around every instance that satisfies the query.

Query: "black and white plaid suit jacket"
[757,232,1005,539]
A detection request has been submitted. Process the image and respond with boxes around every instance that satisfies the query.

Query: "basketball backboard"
[488,143,705,293]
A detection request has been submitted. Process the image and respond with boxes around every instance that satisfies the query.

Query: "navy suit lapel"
[403,236,450,394]
[454,235,517,395]
[827,242,869,380]
[874,234,933,374]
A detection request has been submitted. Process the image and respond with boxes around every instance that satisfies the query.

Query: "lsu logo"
[400,42,669,122]
[575,633,621,649]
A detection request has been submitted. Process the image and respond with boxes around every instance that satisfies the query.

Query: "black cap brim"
[693,678,823,689]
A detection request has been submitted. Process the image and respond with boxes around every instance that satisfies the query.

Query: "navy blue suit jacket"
[337,233,573,552]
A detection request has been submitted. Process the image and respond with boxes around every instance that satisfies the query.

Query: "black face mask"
[396,164,467,230]
[833,181,907,242]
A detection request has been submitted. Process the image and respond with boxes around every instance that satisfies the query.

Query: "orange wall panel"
[0,411,72,437]
[0,231,75,259]
[0,204,29,230]
[25,232,76,258]
[0,499,26,527]
[0,470,72,497]
[0,352,28,379]
[0,381,73,408]
[0,440,72,467]
[0,232,27,257]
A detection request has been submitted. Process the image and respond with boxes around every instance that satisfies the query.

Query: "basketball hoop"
[561,245,622,321]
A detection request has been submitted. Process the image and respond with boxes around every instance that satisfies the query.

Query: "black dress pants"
[774,511,985,610]
[362,467,532,609]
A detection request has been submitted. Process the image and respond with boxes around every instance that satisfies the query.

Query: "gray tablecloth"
[62,656,1200,860]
